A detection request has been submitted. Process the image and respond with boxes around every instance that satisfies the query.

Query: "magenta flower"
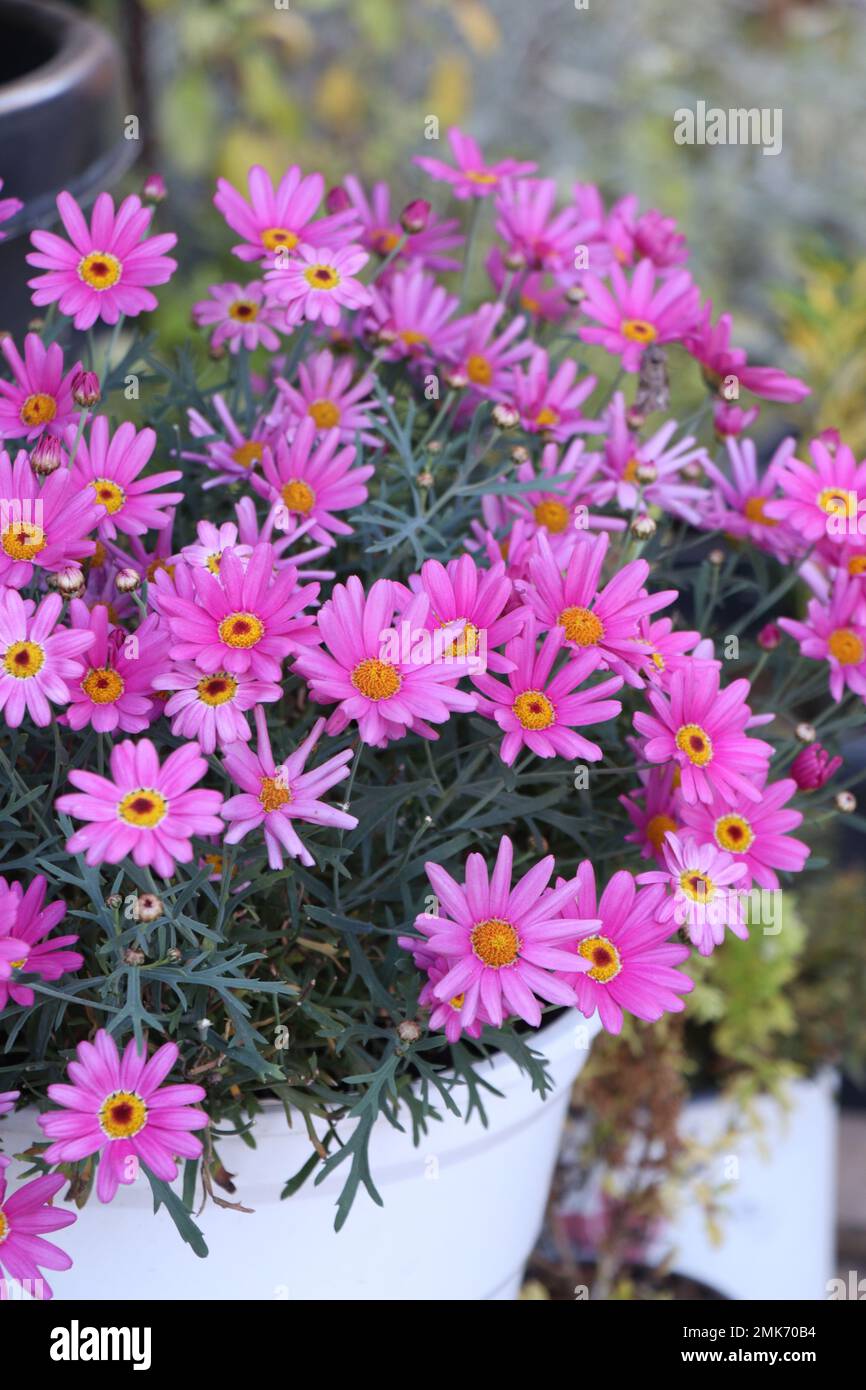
[634,613,718,691]
[0,1091,19,1116]
[778,572,866,702]
[521,531,677,688]
[555,862,693,1035]
[0,448,99,587]
[0,178,23,240]
[0,893,29,980]
[701,436,800,561]
[412,553,526,675]
[713,399,760,438]
[0,1163,76,1300]
[69,417,183,539]
[790,742,842,792]
[293,576,476,747]
[505,441,622,560]
[414,127,536,199]
[56,739,225,876]
[638,831,749,956]
[766,438,866,549]
[507,345,600,441]
[273,349,382,448]
[606,196,688,274]
[252,416,374,546]
[633,666,774,806]
[38,1031,208,1204]
[416,958,488,1042]
[0,334,82,444]
[214,164,360,262]
[620,765,681,861]
[64,602,168,734]
[364,266,463,364]
[343,175,463,271]
[679,776,810,891]
[684,301,810,403]
[158,542,319,680]
[221,710,357,869]
[177,520,252,577]
[27,191,177,329]
[408,835,593,1029]
[442,303,532,400]
[473,615,623,766]
[0,590,93,728]
[264,242,371,327]
[154,661,281,754]
[494,177,590,273]
[0,875,82,1010]
[183,393,280,490]
[192,280,285,353]
[601,392,709,524]
[579,260,701,371]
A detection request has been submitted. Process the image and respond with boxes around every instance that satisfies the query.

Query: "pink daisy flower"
[272,349,382,448]
[765,438,866,548]
[778,572,866,702]
[213,164,360,262]
[0,904,29,980]
[408,835,593,1029]
[633,666,774,806]
[415,957,488,1042]
[414,127,536,199]
[0,590,93,728]
[56,739,225,876]
[494,177,590,274]
[679,775,809,891]
[177,520,252,578]
[233,495,337,581]
[605,195,688,274]
[0,1091,19,1116]
[638,831,749,956]
[183,393,280,490]
[620,765,682,861]
[0,1163,76,1300]
[69,417,183,539]
[410,553,526,675]
[0,178,23,239]
[221,710,357,869]
[442,303,533,400]
[192,280,284,353]
[520,531,677,688]
[154,661,281,754]
[0,448,99,587]
[27,191,177,329]
[634,613,718,691]
[713,400,760,438]
[64,602,168,734]
[701,435,800,561]
[0,334,82,444]
[684,302,810,403]
[0,875,82,1011]
[252,416,374,546]
[293,576,476,747]
[555,862,693,1035]
[790,742,842,792]
[601,392,709,525]
[38,1031,208,1204]
[364,266,462,364]
[485,249,570,323]
[579,260,701,371]
[505,441,623,560]
[264,243,371,327]
[507,346,601,441]
[158,542,319,681]
[342,175,463,271]
[472,616,623,765]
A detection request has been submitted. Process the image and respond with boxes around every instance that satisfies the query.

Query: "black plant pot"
[0,0,136,335]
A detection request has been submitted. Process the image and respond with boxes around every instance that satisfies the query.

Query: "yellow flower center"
[466,354,493,386]
[203,852,224,875]
[535,407,559,428]
[650,651,665,671]
[232,441,264,470]
[442,618,479,658]
[559,605,604,647]
[91,478,126,515]
[206,551,222,575]
[260,775,292,813]
[228,299,258,321]
[371,228,400,255]
[848,555,866,576]
[281,479,316,514]
[675,723,714,766]
[20,392,57,427]
[714,813,755,853]
[82,666,125,704]
[308,399,341,429]
[513,689,556,730]
[304,263,341,291]
[470,917,520,968]
[90,540,107,569]
[521,295,541,314]
[118,788,168,828]
[78,251,122,289]
[1,521,46,561]
[646,813,678,852]
[828,627,865,666]
[620,318,657,343]
[0,1210,9,1244]
[578,934,622,982]
[3,640,45,679]
[218,611,264,649]
[145,557,174,582]
[818,486,855,518]
[197,672,238,706]
[98,1090,148,1139]
[679,869,715,902]
[261,227,299,252]
[744,495,777,526]
[449,992,465,1010]
[533,498,570,533]
[466,170,498,185]
[622,457,642,483]
[351,657,401,701]
[399,329,429,347]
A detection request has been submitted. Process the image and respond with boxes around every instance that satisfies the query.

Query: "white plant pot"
[655,1071,838,1301]
[3,1008,601,1301]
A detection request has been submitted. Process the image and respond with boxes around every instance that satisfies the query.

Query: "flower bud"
[836,790,857,814]
[136,893,164,923]
[707,548,725,566]
[142,173,167,202]
[790,742,842,791]
[510,444,531,466]
[325,185,351,214]
[503,247,527,272]
[55,565,86,599]
[374,325,398,347]
[426,440,443,455]
[634,461,658,485]
[106,893,123,910]
[397,1019,423,1043]
[681,460,703,482]
[400,199,431,235]
[27,317,45,333]
[625,406,646,430]
[491,403,520,430]
[30,435,63,476]
[630,513,656,540]
[71,369,101,408]
[443,368,469,391]
[116,567,141,594]
[123,948,146,966]
[795,722,817,744]
[757,622,782,651]
[417,470,434,488]
[564,283,586,307]
[167,947,182,963]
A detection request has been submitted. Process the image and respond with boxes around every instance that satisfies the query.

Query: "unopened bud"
[116,567,141,594]
[491,403,520,430]
[443,369,469,391]
[630,513,657,540]
[375,325,398,347]
[836,790,857,814]
[625,407,646,429]
[681,460,704,482]
[707,548,725,566]
[503,247,527,272]
[634,461,658,485]
[27,317,45,333]
[55,565,86,599]
[123,948,146,966]
[511,445,531,466]
[426,440,443,455]
[417,470,434,488]
[795,722,817,744]
[166,947,182,963]
[106,893,123,910]
[136,893,164,923]
[397,1019,423,1043]
[30,435,63,476]
[400,199,431,235]
[142,173,167,202]
[325,185,351,214]
[757,622,782,651]
[71,369,101,408]
[564,283,586,307]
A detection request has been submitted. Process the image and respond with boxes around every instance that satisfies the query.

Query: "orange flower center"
[675,723,713,766]
[559,606,604,647]
[578,934,622,982]
[20,392,57,427]
[470,917,520,968]
[351,658,401,700]
[513,689,556,730]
